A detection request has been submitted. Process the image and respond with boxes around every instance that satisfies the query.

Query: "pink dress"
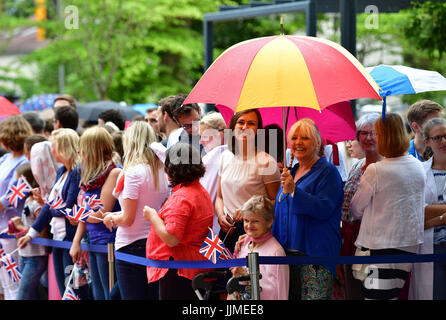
[234,235,289,300]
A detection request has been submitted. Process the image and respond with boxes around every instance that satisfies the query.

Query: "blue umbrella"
[132,103,158,115]
[366,65,446,121]
[19,93,59,112]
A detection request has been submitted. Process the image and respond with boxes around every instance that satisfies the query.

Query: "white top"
[48,171,69,241]
[115,163,169,250]
[409,156,437,300]
[20,198,47,257]
[219,150,280,219]
[351,155,426,250]
[166,128,184,148]
[200,145,228,235]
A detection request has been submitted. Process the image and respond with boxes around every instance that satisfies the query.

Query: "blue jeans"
[17,256,48,300]
[89,251,112,300]
[115,239,159,300]
[52,247,73,297]
[434,244,446,300]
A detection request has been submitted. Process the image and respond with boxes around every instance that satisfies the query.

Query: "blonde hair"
[200,112,227,131]
[0,115,33,152]
[79,126,115,185]
[374,112,410,158]
[287,118,324,157]
[50,128,80,170]
[122,121,161,189]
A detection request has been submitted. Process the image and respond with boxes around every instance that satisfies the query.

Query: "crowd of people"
[0,93,444,300]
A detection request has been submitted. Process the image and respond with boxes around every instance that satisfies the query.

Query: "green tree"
[404,1,446,59]
[3,0,235,104]
[1,0,311,104]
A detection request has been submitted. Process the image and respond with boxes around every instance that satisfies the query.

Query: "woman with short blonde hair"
[50,128,80,170]
[273,118,343,300]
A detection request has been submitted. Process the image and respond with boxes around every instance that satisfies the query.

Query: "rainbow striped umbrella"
[184,35,381,112]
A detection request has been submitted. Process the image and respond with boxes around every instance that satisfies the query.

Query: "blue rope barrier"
[2,233,446,269]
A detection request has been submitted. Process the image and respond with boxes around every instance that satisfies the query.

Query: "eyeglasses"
[358,131,376,138]
[428,134,446,143]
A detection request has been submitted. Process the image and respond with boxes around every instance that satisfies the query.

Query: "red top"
[146,179,214,283]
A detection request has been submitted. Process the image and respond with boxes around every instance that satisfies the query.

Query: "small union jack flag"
[5,176,32,208]
[199,228,225,264]
[64,205,91,222]
[62,286,80,300]
[0,242,5,257]
[87,194,104,211]
[219,246,234,260]
[0,254,22,283]
[47,194,66,210]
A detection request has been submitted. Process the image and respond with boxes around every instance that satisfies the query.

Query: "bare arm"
[143,206,179,247]
[425,204,446,221]
[87,168,121,224]
[215,176,234,232]
[70,222,86,263]
[265,181,280,204]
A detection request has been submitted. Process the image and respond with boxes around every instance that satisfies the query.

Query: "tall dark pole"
[203,19,217,113]
[340,0,357,118]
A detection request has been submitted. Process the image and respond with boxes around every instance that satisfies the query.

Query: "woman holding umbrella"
[273,118,344,300]
[215,109,281,252]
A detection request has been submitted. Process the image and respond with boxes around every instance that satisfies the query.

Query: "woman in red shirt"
[143,142,214,300]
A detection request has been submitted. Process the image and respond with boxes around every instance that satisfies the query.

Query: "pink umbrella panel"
[216,101,356,166]
[216,101,356,145]
[0,96,21,122]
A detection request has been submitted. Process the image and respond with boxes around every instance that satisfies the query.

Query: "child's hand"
[32,188,44,205]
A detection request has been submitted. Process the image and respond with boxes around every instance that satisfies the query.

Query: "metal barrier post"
[107,242,114,292]
[247,252,260,300]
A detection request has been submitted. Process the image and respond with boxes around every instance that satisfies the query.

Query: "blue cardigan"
[272,156,343,275]
[32,165,81,241]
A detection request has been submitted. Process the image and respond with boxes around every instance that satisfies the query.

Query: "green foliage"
[2,0,233,104]
[7,0,445,108]
[352,5,446,107]
[404,1,446,59]
[1,0,309,105]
